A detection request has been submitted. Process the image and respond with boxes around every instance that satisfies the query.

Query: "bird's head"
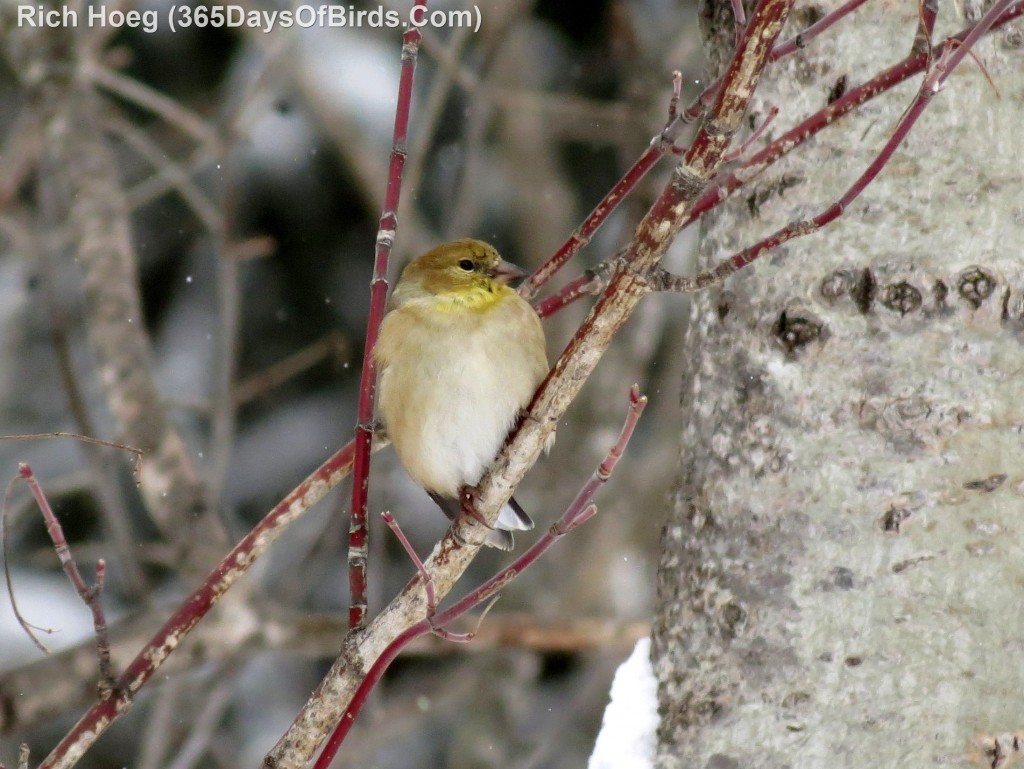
[391,239,528,311]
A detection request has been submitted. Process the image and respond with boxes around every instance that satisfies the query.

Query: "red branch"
[348,16,427,631]
[526,0,870,307]
[313,387,648,767]
[520,74,685,300]
[533,2,1024,314]
[4,465,112,689]
[650,0,1022,288]
[36,440,357,769]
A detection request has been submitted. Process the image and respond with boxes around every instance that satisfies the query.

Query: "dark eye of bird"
[458,259,475,272]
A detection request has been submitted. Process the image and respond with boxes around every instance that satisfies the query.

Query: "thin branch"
[381,512,437,615]
[520,73,685,299]
[721,105,779,163]
[123,145,220,213]
[6,466,115,691]
[312,387,647,767]
[85,63,222,150]
[3,474,56,653]
[35,439,358,769]
[401,24,474,217]
[348,16,427,631]
[104,115,223,233]
[650,0,1017,293]
[913,0,939,54]
[0,433,143,486]
[731,0,747,34]
[769,0,871,59]
[163,662,240,769]
[232,331,351,406]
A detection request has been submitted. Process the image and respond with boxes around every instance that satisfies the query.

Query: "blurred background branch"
[0,1,695,766]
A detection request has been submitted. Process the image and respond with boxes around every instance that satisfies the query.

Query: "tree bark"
[654,2,1024,767]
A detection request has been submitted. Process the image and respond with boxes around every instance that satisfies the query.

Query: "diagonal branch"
[262,0,794,765]
[310,387,648,767]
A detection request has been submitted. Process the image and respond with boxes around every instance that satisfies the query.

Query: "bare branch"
[348,17,427,631]
[308,386,648,767]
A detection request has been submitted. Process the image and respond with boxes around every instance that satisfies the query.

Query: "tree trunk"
[653,2,1024,767]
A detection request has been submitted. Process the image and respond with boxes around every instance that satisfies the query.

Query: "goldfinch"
[374,239,548,549]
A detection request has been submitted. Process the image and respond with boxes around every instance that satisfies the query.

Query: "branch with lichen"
[308,386,647,768]
[261,0,794,764]
[531,2,1024,314]
[5,0,1019,765]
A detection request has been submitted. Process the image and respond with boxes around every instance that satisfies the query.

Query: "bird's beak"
[489,259,529,285]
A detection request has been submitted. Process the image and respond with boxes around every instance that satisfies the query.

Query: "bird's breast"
[376,296,546,497]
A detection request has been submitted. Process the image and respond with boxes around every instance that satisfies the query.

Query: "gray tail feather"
[498,496,534,531]
[428,492,462,522]
[427,492,533,551]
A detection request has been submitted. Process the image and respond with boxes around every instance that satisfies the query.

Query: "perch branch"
[310,387,647,767]
[348,14,427,631]
[263,1,792,765]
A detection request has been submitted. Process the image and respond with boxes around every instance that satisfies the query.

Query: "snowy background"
[0,0,702,765]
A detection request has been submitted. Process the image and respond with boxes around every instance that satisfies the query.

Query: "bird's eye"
[457,259,475,272]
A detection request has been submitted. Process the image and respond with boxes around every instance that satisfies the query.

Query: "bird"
[374,239,548,549]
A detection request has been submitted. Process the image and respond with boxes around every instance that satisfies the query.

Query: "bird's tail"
[428,492,534,550]
[497,496,534,531]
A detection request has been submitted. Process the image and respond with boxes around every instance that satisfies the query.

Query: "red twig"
[381,512,436,614]
[667,70,682,122]
[36,439,358,769]
[4,465,115,691]
[769,0,870,59]
[534,271,604,319]
[533,3,1024,315]
[649,0,1017,293]
[720,105,778,163]
[313,387,648,767]
[382,511,496,643]
[520,73,685,300]
[913,0,939,54]
[731,0,747,41]
[348,15,427,631]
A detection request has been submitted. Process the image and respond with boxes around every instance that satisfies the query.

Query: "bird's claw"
[460,488,494,530]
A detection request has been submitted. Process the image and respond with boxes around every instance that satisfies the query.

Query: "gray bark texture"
[653,2,1024,768]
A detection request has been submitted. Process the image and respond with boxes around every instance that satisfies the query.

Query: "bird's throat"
[430,284,513,314]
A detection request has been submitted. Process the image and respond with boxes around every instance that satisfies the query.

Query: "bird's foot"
[459,487,494,530]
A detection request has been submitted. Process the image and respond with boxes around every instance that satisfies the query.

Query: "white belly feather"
[376,296,546,498]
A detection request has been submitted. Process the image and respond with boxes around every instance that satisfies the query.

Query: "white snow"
[589,636,658,769]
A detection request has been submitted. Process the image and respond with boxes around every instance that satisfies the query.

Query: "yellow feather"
[373,239,549,548]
